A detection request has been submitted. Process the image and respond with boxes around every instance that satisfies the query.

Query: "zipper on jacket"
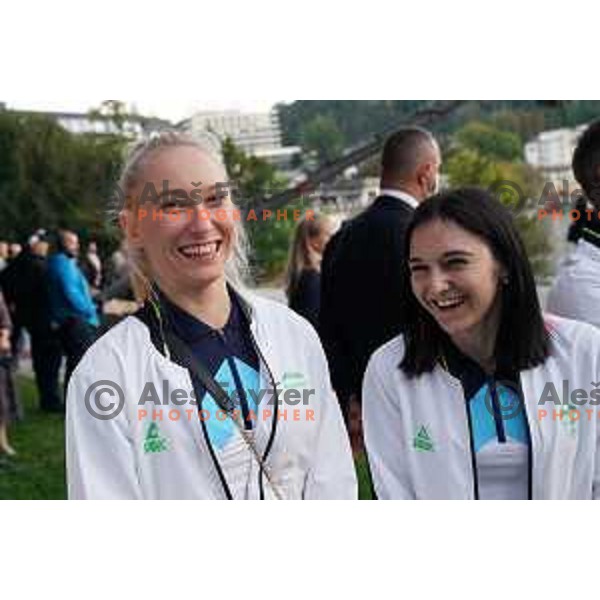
[488,377,507,443]
[490,375,534,500]
[246,328,280,500]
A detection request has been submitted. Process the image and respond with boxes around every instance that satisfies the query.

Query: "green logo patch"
[413,425,435,452]
[282,371,307,389]
[143,422,171,454]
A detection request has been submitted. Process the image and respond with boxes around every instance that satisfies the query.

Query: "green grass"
[356,452,375,500]
[0,375,374,500]
[0,376,67,500]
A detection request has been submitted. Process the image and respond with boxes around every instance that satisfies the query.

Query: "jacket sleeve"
[319,235,355,404]
[66,351,141,499]
[594,354,600,500]
[363,350,414,499]
[594,426,600,500]
[54,256,97,321]
[303,330,357,499]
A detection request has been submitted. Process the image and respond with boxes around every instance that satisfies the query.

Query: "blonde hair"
[284,213,333,301]
[116,130,250,303]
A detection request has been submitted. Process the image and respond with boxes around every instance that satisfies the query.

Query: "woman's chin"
[436,316,472,338]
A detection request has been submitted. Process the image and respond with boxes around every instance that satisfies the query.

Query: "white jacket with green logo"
[363,315,600,500]
[66,291,356,500]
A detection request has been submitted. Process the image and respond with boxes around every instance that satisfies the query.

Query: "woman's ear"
[498,264,509,285]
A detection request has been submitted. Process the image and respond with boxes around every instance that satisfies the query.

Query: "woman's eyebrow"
[409,250,476,263]
[443,250,475,258]
[156,188,191,201]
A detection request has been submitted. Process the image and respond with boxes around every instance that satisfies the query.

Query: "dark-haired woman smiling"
[363,188,600,500]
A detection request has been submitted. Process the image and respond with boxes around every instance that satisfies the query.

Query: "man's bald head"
[58,230,80,257]
[380,127,441,201]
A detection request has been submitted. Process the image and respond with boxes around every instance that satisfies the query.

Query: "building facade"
[179,109,301,168]
[1,103,170,139]
[525,124,588,184]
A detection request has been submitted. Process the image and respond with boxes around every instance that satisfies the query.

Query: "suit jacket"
[320,194,415,404]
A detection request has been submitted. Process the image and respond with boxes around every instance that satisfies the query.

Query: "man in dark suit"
[320,127,441,447]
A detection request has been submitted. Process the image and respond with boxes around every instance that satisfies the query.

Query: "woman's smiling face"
[408,218,506,342]
[124,145,235,296]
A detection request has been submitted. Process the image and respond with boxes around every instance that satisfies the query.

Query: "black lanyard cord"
[163,322,283,500]
[198,409,234,500]
[249,334,280,500]
[146,288,283,500]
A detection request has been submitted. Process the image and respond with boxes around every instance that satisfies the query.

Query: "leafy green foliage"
[222,137,297,281]
[445,123,552,278]
[301,114,344,163]
[278,101,600,156]
[0,111,125,249]
[222,137,288,207]
[455,122,523,162]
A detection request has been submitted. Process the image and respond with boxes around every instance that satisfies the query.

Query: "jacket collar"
[135,283,261,358]
[379,188,419,210]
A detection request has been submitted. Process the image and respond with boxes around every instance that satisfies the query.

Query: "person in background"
[8,243,22,262]
[0,242,8,272]
[0,237,30,391]
[547,120,600,328]
[285,213,339,330]
[47,230,99,390]
[2,233,63,412]
[320,127,441,449]
[81,240,103,294]
[0,291,16,456]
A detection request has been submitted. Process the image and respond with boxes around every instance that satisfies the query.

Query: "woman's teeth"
[179,242,221,259]
[432,296,465,309]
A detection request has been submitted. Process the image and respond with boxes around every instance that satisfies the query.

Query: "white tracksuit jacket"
[547,239,600,329]
[363,315,600,499]
[66,291,356,500]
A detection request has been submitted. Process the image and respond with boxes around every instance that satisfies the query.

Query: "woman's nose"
[428,268,451,294]
[185,204,217,232]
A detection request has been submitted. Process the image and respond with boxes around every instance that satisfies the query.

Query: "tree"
[456,122,523,162]
[446,124,552,277]
[301,115,344,164]
[0,111,126,250]
[222,137,288,207]
[222,138,298,282]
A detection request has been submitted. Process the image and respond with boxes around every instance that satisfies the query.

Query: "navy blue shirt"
[442,340,531,499]
[161,289,260,447]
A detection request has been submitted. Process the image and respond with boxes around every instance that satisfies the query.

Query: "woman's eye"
[409,264,426,274]
[161,199,190,211]
[204,195,223,208]
[163,205,185,214]
[446,258,468,268]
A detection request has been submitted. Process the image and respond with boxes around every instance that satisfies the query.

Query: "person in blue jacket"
[47,229,99,390]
